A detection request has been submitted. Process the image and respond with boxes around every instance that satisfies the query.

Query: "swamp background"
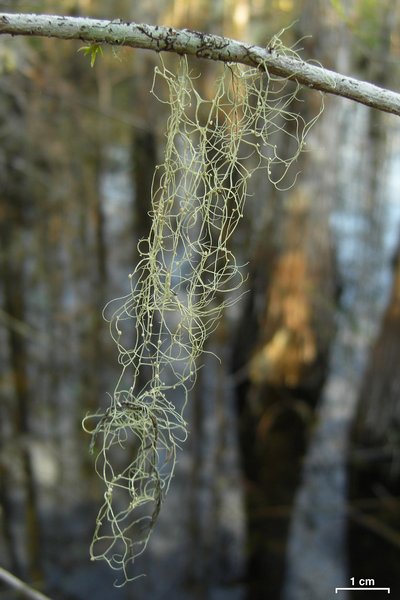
[1,1,400,599]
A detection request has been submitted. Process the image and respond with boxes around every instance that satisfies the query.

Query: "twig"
[0,566,53,600]
[0,13,399,116]
[348,506,400,549]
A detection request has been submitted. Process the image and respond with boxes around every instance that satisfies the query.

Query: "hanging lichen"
[82,39,323,584]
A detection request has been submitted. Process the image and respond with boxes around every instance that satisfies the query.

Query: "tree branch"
[0,566,53,600]
[0,12,400,116]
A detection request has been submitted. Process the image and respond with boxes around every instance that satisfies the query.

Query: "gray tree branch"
[0,12,400,116]
[0,566,53,600]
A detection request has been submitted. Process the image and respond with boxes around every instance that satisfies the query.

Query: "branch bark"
[0,566,53,600]
[0,12,400,116]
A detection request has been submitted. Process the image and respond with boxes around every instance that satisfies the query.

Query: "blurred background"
[0,1,400,599]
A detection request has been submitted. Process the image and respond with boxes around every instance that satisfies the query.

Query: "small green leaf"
[78,43,103,67]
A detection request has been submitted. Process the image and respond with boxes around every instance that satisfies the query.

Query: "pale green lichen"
[82,43,322,584]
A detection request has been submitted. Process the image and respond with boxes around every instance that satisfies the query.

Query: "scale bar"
[335,588,390,594]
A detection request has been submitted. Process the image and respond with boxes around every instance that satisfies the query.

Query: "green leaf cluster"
[78,43,104,67]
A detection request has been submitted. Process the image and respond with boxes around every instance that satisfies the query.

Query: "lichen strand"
[82,49,322,584]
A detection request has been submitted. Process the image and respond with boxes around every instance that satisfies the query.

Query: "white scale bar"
[335,588,390,594]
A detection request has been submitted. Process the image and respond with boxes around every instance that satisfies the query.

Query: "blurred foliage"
[330,0,400,64]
